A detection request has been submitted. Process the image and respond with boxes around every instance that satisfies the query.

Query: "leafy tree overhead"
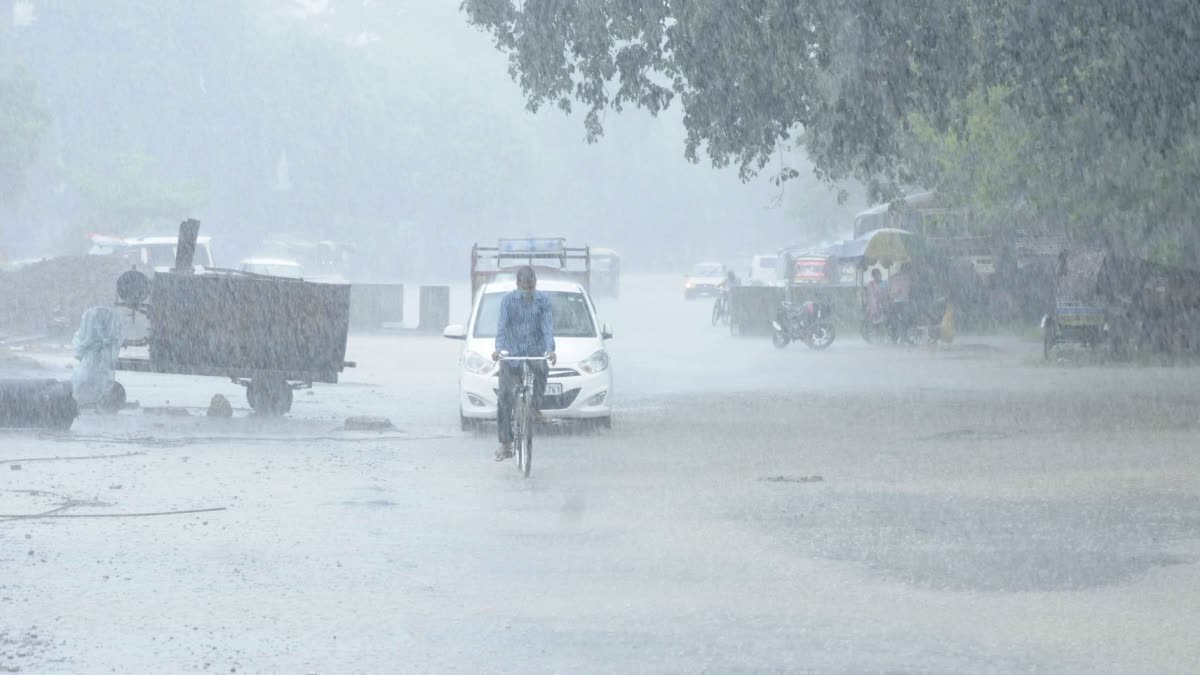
[462,0,1200,213]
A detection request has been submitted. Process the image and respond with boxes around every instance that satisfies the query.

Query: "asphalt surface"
[2,275,1199,673]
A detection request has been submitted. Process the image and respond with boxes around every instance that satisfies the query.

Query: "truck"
[470,237,592,301]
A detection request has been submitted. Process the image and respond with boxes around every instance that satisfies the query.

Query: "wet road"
[3,275,1200,672]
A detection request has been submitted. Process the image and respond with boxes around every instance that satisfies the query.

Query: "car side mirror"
[601,323,613,340]
[442,324,467,340]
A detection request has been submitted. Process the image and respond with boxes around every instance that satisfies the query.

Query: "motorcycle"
[772,300,836,349]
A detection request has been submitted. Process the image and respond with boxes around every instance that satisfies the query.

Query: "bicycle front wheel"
[517,400,533,478]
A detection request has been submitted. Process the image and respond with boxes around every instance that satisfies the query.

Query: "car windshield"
[757,257,778,269]
[692,264,723,276]
[473,290,597,338]
[143,245,176,268]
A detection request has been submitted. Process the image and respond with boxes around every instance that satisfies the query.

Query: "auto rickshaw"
[590,247,620,298]
[1042,250,1120,359]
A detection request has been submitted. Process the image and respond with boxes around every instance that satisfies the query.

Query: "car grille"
[492,387,581,410]
[542,389,580,410]
[493,368,580,378]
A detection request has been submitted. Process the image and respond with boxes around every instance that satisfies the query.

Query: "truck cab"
[590,247,620,298]
[747,253,780,286]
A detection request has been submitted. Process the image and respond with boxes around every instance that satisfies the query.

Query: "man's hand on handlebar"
[491,350,555,365]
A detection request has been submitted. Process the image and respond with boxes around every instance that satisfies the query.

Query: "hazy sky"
[4,0,865,278]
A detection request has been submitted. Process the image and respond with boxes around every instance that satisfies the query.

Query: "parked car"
[89,233,216,274]
[239,257,304,279]
[684,262,727,299]
[443,278,613,430]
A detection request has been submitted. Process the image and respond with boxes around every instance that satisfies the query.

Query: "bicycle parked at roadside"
[711,289,731,326]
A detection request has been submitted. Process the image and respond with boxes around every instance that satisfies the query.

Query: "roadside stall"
[838,229,953,344]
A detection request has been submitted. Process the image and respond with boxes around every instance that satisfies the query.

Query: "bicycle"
[497,353,551,478]
[711,289,731,326]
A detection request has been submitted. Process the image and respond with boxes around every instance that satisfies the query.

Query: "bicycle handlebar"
[497,355,552,361]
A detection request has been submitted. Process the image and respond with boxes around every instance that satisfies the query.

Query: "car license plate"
[544,383,563,396]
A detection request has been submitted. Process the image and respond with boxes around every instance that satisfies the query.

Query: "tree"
[0,65,49,203]
[71,152,208,235]
[461,0,1200,211]
[906,86,1200,252]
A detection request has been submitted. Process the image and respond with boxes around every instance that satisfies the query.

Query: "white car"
[240,257,304,279]
[684,261,727,299]
[443,278,613,430]
[89,234,216,274]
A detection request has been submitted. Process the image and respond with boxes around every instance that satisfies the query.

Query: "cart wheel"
[97,382,126,414]
[248,377,292,416]
[1043,318,1056,360]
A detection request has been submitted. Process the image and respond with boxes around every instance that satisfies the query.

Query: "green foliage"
[462,0,1200,240]
[907,85,1200,250]
[72,152,208,234]
[0,65,50,202]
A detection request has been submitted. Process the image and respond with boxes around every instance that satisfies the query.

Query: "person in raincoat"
[865,268,889,323]
[72,306,124,408]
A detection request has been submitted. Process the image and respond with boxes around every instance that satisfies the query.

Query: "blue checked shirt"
[495,291,556,357]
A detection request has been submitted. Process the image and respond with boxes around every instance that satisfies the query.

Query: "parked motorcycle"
[772,300,836,349]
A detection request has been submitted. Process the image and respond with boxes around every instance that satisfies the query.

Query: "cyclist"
[722,269,740,291]
[715,270,739,318]
[491,266,557,461]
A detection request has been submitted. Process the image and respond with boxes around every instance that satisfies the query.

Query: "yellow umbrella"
[860,228,915,264]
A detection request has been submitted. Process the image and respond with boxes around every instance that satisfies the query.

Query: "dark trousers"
[497,360,548,444]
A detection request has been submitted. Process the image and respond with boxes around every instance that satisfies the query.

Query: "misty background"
[0,0,865,281]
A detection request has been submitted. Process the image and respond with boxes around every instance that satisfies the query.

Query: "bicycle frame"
[497,354,551,477]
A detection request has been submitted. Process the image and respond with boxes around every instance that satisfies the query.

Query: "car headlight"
[685,280,694,288]
[578,349,610,374]
[463,350,495,375]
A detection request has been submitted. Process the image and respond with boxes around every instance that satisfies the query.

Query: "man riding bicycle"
[491,266,557,461]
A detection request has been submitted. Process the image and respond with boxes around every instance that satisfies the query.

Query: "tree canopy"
[463,0,1200,244]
